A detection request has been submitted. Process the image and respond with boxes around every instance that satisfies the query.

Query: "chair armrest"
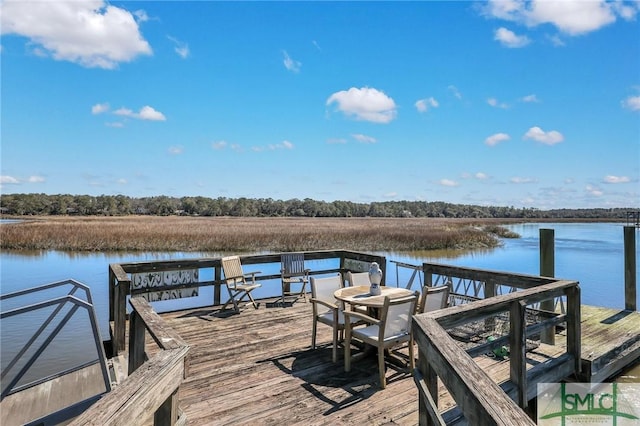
[309,298,338,311]
[343,309,379,326]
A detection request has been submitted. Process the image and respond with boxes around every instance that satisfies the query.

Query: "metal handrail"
[0,280,110,400]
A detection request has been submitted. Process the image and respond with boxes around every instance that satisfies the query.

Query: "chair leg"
[332,324,339,363]
[344,326,351,372]
[245,291,259,309]
[311,319,317,349]
[378,347,386,389]
[409,336,415,370]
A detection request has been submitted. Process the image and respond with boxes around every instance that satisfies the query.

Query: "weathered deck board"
[151,299,579,425]
[568,305,640,382]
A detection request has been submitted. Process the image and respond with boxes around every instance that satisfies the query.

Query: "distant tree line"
[0,193,634,219]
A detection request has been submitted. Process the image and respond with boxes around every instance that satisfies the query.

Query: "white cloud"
[586,184,603,196]
[1,175,20,184]
[326,138,347,144]
[326,87,397,124]
[114,105,166,121]
[622,95,640,111]
[521,94,540,103]
[603,175,631,184]
[28,175,45,183]
[117,178,127,184]
[92,102,110,114]
[494,27,531,48]
[510,176,536,184]
[383,192,397,198]
[415,97,439,113]
[485,132,511,146]
[475,172,489,180]
[168,146,183,155]
[0,1,152,69]
[106,121,124,128]
[212,140,228,150]
[282,50,301,73]
[448,85,462,100]
[523,126,564,145]
[167,36,189,59]
[484,0,637,36]
[351,133,377,144]
[487,97,509,108]
[439,179,459,187]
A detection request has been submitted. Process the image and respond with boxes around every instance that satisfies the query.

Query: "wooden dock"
[119,298,637,425]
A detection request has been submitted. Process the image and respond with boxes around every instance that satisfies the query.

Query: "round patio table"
[334,285,415,310]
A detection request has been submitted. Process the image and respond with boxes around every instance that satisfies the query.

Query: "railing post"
[509,300,527,408]
[214,264,222,306]
[114,279,130,354]
[624,226,637,311]
[109,268,115,323]
[154,388,179,426]
[567,284,582,375]
[128,308,146,375]
[539,229,555,344]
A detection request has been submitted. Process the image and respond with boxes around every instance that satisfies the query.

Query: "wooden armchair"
[418,284,450,314]
[310,274,364,363]
[279,252,309,306]
[344,292,419,389]
[220,255,262,313]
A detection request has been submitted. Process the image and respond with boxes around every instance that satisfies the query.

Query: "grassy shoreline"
[0,216,532,253]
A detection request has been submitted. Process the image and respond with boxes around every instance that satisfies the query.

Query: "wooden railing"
[413,276,581,425]
[108,250,386,354]
[70,297,190,426]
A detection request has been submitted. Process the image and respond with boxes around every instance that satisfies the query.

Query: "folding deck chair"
[221,255,262,313]
[279,252,309,306]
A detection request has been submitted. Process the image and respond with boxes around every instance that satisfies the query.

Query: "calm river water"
[1,221,638,385]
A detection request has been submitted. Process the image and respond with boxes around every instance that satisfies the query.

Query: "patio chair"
[220,255,262,313]
[344,291,419,389]
[310,274,364,363]
[279,252,309,306]
[418,284,450,314]
[345,271,370,287]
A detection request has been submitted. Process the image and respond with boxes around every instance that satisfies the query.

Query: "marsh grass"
[0,216,520,252]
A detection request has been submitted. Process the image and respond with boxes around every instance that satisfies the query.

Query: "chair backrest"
[310,274,343,307]
[380,292,419,339]
[419,285,450,314]
[281,252,306,277]
[345,271,370,287]
[221,256,244,286]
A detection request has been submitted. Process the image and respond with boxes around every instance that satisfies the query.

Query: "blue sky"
[1,0,639,209]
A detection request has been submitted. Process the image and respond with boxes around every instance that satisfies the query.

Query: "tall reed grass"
[0,216,519,252]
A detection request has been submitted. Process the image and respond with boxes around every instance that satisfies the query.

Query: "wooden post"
[509,300,527,408]
[214,265,222,306]
[114,279,130,354]
[154,388,179,426]
[128,309,146,375]
[566,284,581,375]
[539,229,555,344]
[624,226,637,311]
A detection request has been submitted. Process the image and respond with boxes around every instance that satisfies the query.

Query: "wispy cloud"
[439,179,459,187]
[114,105,166,121]
[586,184,603,197]
[448,85,462,100]
[523,126,564,145]
[510,177,537,184]
[168,145,184,155]
[1,175,20,184]
[282,50,301,73]
[621,95,640,111]
[521,94,540,103]
[487,97,509,109]
[327,87,397,123]
[351,134,377,144]
[485,132,510,146]
[603,175,631,184]
[415,97,439,113]
[92,102,110,114]
[167,35,190,59]
[494,27,530,48]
